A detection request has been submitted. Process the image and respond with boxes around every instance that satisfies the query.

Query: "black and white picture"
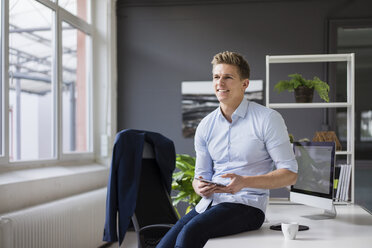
[182,80,264,138]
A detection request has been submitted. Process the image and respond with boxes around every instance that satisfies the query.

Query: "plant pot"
[294,86,314,103]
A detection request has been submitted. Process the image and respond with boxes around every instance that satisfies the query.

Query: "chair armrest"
[138,224,174,247]
[139,224,173,234]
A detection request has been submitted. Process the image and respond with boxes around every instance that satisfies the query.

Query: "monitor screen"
[291,142,335,199]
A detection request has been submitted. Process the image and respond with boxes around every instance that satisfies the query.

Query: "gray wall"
[116,0,372,156]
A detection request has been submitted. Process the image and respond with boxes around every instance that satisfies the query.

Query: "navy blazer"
[103,129,175,245]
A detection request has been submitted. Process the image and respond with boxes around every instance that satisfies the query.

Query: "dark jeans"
[156,202,265,248]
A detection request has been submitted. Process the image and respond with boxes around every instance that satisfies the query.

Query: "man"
[157,51,298,248]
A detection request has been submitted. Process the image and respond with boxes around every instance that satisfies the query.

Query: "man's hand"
[193,176,218,198]
[214,173,245,194]
[214,169,298,194]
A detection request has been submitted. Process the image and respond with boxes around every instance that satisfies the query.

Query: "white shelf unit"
[265,53,355,203]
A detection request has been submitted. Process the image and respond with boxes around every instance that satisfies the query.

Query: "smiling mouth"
[217,89,229,92]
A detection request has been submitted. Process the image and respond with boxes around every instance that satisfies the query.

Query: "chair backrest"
[132,141,178,233]
[131,141,178,247]
[134,158,178,228]
[142,141,155,159]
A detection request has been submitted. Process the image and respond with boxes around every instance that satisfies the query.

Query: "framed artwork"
[182,80,263,138]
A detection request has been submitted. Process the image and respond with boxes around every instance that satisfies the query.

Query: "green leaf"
[190,193,201,205]
[175,161,188,171]
[274,80,293,92]
[312,76,330,102]
[173,191,189,200]
[173,171,185,181]
[183,170,195,177]
[177,154,196,165]
[173,206,181,219]
[172,154,200,215]
[186,205,193,214]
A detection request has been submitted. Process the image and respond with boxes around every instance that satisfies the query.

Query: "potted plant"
[172,154,201,216]
[274,73,330,103]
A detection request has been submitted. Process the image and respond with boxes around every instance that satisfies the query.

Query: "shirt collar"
[217,98,249,120]
[234,98,249,119]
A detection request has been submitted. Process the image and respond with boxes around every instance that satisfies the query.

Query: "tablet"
[194,177,226,187]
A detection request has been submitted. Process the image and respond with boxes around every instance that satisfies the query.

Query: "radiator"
[0,188,107,248]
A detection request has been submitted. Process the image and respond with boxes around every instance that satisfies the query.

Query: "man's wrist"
[243,175,252,188]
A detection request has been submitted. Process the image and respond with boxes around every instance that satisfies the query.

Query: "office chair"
[131,142,179,248]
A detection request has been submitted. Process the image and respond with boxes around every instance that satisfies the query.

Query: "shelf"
[336,151,352,156]
[266,54,353,64]
[267,102,351,109]
[266,53,355,203]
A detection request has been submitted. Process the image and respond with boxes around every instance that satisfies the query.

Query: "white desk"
[205,204,372,248]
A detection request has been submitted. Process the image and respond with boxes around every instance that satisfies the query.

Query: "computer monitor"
[290,141,337,219]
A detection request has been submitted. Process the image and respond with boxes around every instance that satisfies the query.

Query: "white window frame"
[58,6,94,162]
[0,0,117,168]
[0,0,9,166]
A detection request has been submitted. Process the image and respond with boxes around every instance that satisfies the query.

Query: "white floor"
[122,231,137,248]
[106,231,137,248]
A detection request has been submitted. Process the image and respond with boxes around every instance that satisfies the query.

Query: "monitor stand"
[302,204,337,220]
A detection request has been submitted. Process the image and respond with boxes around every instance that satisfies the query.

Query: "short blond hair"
[211,51,250,79]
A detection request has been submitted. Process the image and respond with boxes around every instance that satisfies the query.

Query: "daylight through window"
[2,0,92,163]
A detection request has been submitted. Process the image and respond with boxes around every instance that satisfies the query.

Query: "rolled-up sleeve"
[269,142,298,173]
[194,123,214,180]
[264,111,298,173]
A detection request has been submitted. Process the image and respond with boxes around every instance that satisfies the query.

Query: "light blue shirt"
[194,99,298,214]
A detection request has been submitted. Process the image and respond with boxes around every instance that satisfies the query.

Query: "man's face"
[213,64,249,105]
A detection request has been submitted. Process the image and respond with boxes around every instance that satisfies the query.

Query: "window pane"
[62,22,90,153]
[361,110,372,142]
[59,0,89,23]
[336,111,347,142]
[9,0,54,161]
[336,26,372,159]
